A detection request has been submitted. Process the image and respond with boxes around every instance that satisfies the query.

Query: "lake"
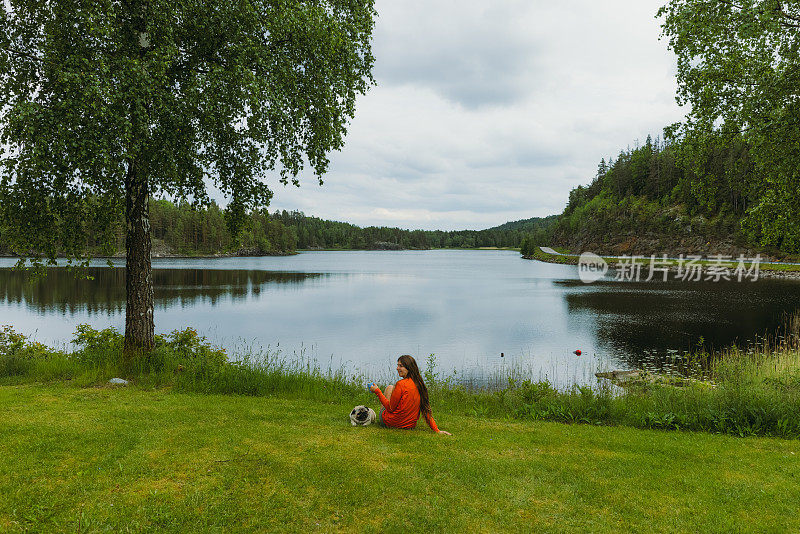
[2,250,800,387]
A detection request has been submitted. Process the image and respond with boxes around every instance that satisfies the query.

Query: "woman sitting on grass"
[369,355,452,435]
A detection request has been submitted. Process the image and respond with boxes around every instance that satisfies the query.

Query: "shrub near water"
[2,325,800,438]
[68,325,229,386]
[1,324,367,402]
[421,352,800,438]
[0,326,61,378]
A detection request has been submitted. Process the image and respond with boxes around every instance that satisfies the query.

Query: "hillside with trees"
[519,131,798,261]
[536,132,770,258]
[272,210,555,250]
[0,200,558,257]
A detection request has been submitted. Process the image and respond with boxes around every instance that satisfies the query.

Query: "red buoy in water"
[574,349,582,356]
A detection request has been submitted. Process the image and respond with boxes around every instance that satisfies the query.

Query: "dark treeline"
[526,130,776,257]
[149,199,297,256]
[269,210,548,250]
[0,197,556,256]
[0,199,298,257]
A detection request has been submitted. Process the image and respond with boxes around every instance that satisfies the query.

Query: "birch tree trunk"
[124,156,154,358]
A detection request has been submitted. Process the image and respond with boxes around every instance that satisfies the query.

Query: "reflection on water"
[560,278,800,370]
[1,250,800,386]
[0,268,326,314]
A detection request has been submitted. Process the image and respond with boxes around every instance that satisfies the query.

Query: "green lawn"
[1,384,798,533]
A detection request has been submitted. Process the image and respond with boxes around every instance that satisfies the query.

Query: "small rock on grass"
[108,378,129,386]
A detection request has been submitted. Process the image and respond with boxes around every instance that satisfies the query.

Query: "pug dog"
[350,405,376,426]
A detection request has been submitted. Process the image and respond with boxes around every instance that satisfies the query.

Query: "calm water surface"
[2,250,800,386]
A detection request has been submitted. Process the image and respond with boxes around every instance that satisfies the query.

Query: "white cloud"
[248,0,685,230]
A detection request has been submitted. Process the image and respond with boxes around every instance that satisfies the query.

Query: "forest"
[0,199,554,257]
[0,127,782,260]
[0,199,297,257]
[270,210,551,250]
[520,129,793,259]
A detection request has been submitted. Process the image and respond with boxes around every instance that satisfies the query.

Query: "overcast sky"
[264,0,685,231]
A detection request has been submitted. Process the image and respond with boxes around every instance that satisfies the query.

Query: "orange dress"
[374,378,439,432]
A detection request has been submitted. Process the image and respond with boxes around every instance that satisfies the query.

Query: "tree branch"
[716,0,800,28]
[1,45,44,64]
[774,1,800,23]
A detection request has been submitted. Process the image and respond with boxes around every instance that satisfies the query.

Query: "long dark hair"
[398,354,431,418]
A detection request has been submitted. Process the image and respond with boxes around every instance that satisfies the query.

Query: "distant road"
[539,247,562,255]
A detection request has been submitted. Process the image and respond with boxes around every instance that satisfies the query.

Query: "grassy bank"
[528,246,800,274]
[2,383,800,533]
[3,325,800,439]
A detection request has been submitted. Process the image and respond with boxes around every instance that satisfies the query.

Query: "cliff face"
[550,199,792,261]
[556,232,765,261]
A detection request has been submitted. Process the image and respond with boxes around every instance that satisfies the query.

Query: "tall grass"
[3,321,800,438]
[0,324,372,403]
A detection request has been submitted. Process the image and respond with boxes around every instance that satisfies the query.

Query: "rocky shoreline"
[526,249,800,280]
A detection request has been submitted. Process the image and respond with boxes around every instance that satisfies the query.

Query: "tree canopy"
[0,0,376,352]
[659,0,800,249]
